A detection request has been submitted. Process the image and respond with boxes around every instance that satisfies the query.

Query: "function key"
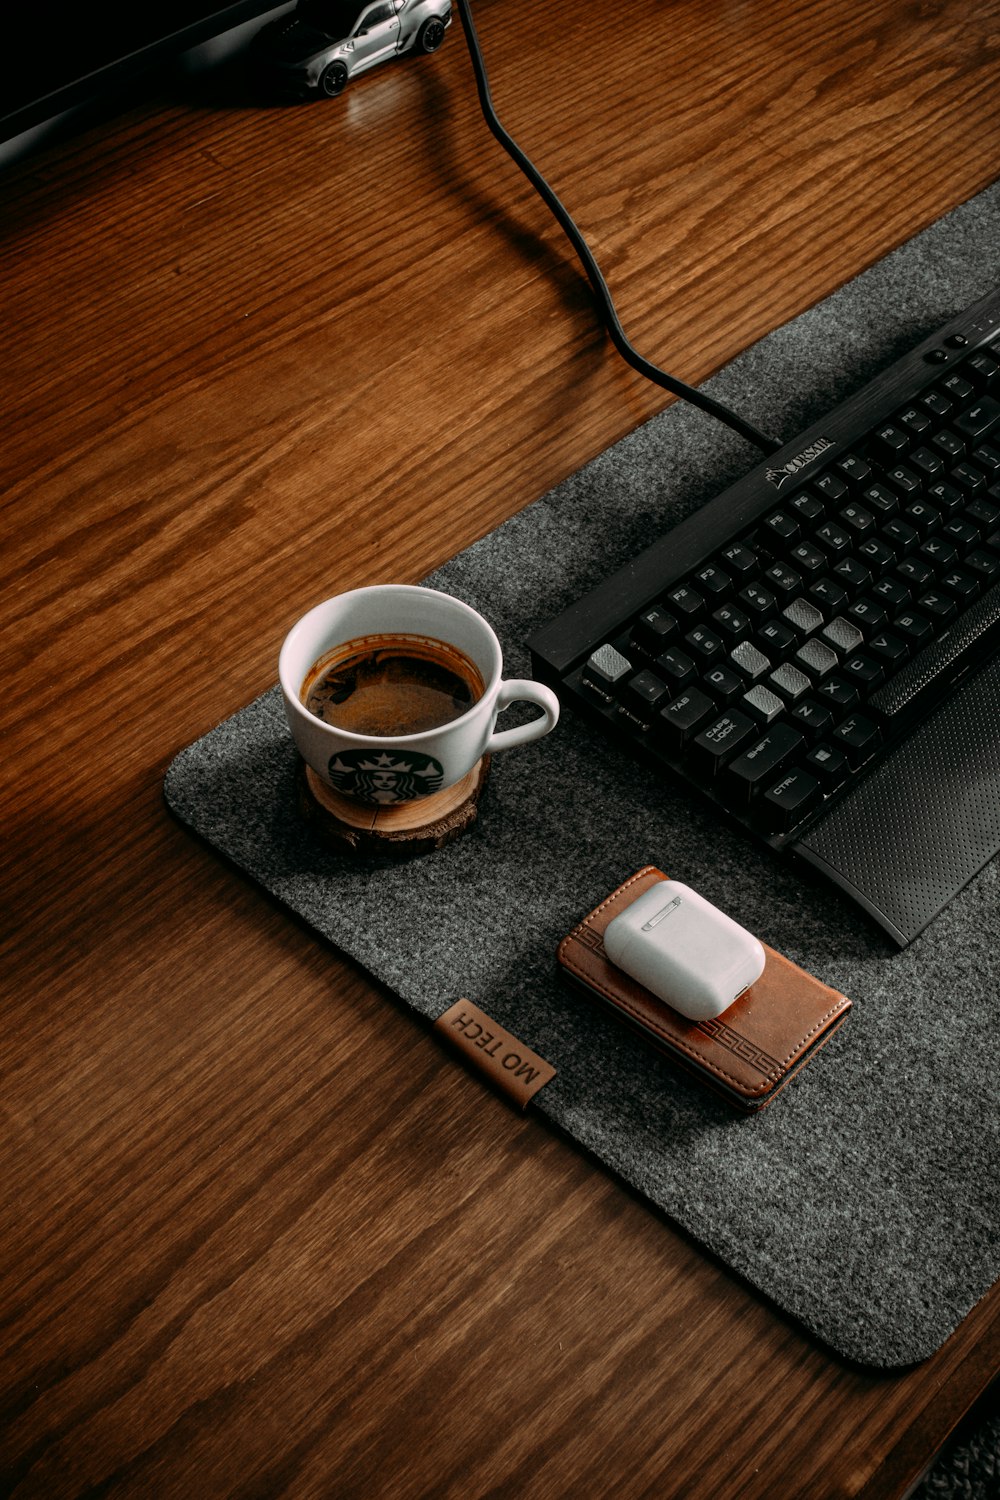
[940,371,975,403]
[921,388,954,419]
[631,604,678,655]
[895,404,932,439]
[873,422,910,461]
[836,453,873,487]
[720,541,759,578]
[665,583,705,621]
[694,562,732,599]
[790,490,825,521]
[812,472,849,504]
[764,510,801,545]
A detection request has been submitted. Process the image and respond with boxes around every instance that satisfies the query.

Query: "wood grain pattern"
[2,0,999,1494]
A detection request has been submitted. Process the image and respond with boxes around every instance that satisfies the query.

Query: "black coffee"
[302,633,484,736]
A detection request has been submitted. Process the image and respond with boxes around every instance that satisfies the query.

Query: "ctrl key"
[760,767,821,833]
[582,643,632,701]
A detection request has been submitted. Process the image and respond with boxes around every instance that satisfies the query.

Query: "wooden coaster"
[298,756,490,858]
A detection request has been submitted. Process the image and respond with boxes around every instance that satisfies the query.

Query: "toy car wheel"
[415,17,446,53]
[319,61,348,97]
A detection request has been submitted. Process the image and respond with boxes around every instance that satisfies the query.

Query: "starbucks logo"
[327,748,445,805]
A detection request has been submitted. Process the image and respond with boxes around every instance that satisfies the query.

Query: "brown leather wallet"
[558,867,851,1112]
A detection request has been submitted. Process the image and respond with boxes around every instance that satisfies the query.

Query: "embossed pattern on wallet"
[558,867,851,1111]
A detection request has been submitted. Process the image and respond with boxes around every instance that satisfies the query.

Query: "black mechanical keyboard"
[529,287,1000,946]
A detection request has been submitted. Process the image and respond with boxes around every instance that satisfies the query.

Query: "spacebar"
[871,581,1000,719]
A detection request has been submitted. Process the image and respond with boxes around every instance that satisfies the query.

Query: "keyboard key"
[805,742,849,789]
[832,557,873,594]
[790,542,827,576]
[840,502,876,535]
[624,670,671,717]
[695,563,732,599]
[685,624,725,664]
[666,584,705,620]
[893,610,934,647]
[758,618,796,655]
[952,461,987,494]
[939,569,978,604]
[764,561,802,599]
[897,556,935,588]
[632,605,678,655]
[837,453,872,487]
[691,710,758,776]
[790,698,835,740]
[817,676,860,710]
[739,582,776,618]
[730,641,771,680]
[760,767,822,834]
[832,713,881,768]
[712,602,752,640]
[743,685,786,723]
[857,538,895,575]
[881,517,919,556]
[583,644,632,696]
[871,576,911,609]
[657,688,716,754]
[655,646,698,689]
[809,577,849,612]
[768,663,811,701]
[861,483,900,517]
[782,598,824,635]
[867,630,908,667]
[905,500,942,533]
[720,542,759,577]
[724,723,805,805]
[703,664,744,702]
[953,395,1000,439]
[816,521,851,556]
[795,637,839,679]
[917,590,958,624]
[764,510,801,544]
[822,616,864,653]
[847,597,887,632]
[841,653,884,691]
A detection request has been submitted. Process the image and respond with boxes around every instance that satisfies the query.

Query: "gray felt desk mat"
[166,185,1000,1369]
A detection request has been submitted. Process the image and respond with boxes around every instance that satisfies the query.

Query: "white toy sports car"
[254,0,451,98]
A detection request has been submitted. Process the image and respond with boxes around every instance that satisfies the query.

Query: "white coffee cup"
[279,585,559,806]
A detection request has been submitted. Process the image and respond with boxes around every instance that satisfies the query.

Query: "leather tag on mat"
[434,999,557,1110]
[558,867,851,1112]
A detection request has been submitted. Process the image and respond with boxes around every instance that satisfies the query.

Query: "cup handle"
[485,680,560,754]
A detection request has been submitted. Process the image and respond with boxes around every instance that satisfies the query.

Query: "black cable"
[454,0,782,457]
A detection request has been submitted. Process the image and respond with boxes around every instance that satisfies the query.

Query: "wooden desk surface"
[2,1,998,1494]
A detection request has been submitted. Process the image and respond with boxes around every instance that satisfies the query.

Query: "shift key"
[723,722,805,805]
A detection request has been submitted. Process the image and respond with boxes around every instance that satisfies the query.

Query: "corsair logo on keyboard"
[765,437,834,488]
